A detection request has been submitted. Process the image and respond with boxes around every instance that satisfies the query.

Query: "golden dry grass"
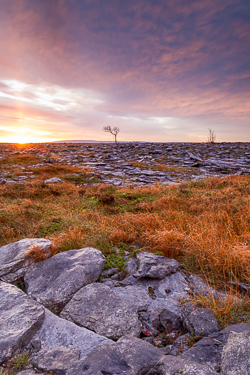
[0,175,250,289]
[183,288,250,329]
[156,164,190,173]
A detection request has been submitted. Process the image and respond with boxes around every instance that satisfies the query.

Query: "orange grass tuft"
[24,244,56,263]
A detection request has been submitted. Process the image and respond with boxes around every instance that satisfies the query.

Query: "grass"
[182,289,250,329]
[0,353,29,375]
[0,174,250,325]
[0,154,43,168]
[0,175,250,285]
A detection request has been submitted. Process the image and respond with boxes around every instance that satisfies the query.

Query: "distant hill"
[53,140,146,143]
[54,140,113,143]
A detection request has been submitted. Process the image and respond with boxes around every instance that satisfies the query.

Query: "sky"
[0,0,249,143]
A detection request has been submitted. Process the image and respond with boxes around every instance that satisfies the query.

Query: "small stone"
[159,308,182,331]
[0,238,53,283]
[44,177,63,184]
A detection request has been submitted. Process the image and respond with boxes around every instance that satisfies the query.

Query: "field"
[1,171,250,327]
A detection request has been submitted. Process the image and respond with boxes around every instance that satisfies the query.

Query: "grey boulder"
[60,283,141,340]
[0,238,52,283]
[182,323,250,371]
[112,271,189,335]
[29,308,112,359]
[31,346,80,375]
[133,251,180,278]
[24,248,105,308]
[0,281,45,364]
[161,355,217,375]
[221,330,250,375]
[66,335,163,375]
[182,304,220,336]
[159,308,182,331]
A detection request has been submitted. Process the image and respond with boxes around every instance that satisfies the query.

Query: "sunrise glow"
[0,0,249,142]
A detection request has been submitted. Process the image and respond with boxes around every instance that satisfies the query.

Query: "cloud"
[0,0,249,141]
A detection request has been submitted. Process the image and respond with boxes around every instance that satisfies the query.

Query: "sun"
[1,134,40,144]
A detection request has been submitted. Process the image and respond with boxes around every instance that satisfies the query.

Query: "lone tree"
[208,128,216,143]
[103,126,120,143]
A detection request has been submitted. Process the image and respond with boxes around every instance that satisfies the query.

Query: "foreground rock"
[66,335,217,375]
[0,281,44,364]
[0,238,52,283]
[66,335,163,375]
[24,248,105,308]
[31,346,80,375]
[112,271,189,335]
[161,356,217,375]
[60,283,142,340]
[221,330,250,375]
[1,239,248,374]
[182,303,220,336]
[133,251,180,279]
[182,323,250,371]
[29,308,112,358]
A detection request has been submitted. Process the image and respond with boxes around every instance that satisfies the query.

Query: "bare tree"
[103,126,120,143]
[207,128,216,143]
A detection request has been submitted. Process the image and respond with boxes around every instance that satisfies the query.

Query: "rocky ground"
[0,142,250,186]
[1,239,250,374]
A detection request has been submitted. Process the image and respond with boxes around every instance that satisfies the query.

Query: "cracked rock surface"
[1,142,249,187]
[0,281,45,364]
[0,238,249,374]
[60,283,142,340]
[24,247,105,308]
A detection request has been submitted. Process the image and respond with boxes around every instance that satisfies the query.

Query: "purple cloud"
[0,0,249,141]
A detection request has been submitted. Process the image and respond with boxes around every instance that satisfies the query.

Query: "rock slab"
[29,308,113,359]
[133,251,180,279]
[0,281,45,364]
[221,330,250,375]
[60,283,142,340]
[66,335,163,375]
[0,238,52,283]
[31,346,80,375]
[24,248,105,307]
[182,305,220,336]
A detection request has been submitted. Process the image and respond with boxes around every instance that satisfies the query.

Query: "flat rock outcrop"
[1,142,250,186]
[0,281,44,364]
[0,238,249,374]
[24,247,105,308]
[60,283,142,340]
